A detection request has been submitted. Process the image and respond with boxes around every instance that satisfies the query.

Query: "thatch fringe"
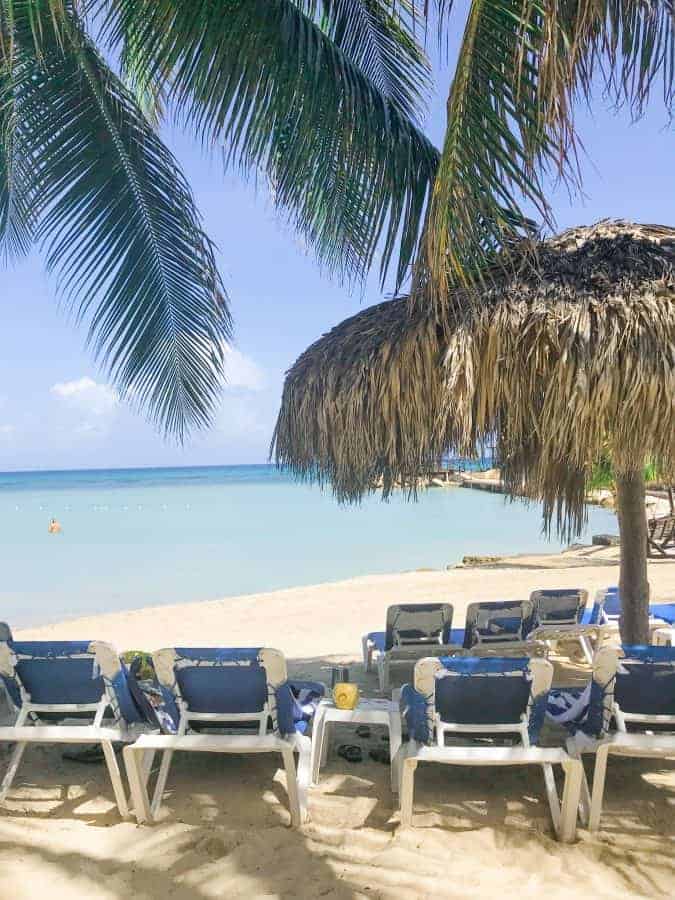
[274,220,675,538]
[273,297,448,501]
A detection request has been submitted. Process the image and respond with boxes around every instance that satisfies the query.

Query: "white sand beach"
[2,554,674,899]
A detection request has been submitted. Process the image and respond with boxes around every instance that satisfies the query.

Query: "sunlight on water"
[0,465,617,627]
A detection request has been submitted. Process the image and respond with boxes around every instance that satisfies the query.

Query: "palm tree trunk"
[615,469,650,645]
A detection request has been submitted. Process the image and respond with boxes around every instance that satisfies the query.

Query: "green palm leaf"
[100,0,439,287]
[416,0,557,303]
[0,70,37,260]
[0,6,40,259]
[418,0,674,304]
[5,4,231,438]
[295,1,431,121]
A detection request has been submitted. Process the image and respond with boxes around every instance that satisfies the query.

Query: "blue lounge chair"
[397,655,582,840]
[566,645,675,831]
[530,589,588,626]
[123,647,314,827]
[585,585,675,627]
[449,599,536,648]
[361,604,456,691]
[526,589,600,664]
[0,639,142,816]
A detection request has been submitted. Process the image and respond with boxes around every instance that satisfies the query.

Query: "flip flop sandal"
[355,725,371,739]
[337,744,363,763]
[368,747,390,765]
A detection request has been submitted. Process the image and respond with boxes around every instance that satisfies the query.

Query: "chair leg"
[588,744,611,832]
[578,766,592,825]
[123,745,152,824]
[579,636,594,665]
[298,749,311,824]
[150,749,174,818]
[399,757,418,827]
[294,734,311,824]
[281,747,302,828]
[0,741,27,802]
[559,759,583,843]
[319,718,331,769]
[101,741,129,818]
[566,738,591,825]
[541,763,562,837]
[362,636,372,672]
[378,657,389,693]
[388,708,402,794]
[141,748,156,783]
[310,704,328,785]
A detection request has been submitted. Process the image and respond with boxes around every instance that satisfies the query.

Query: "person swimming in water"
[48,518,62,534]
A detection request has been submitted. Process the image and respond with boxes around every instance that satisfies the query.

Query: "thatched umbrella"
[274,221,675,643]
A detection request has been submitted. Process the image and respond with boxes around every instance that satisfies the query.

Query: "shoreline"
[14,546,675,652]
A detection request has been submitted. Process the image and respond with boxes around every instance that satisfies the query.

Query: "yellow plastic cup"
[333,682,359,710]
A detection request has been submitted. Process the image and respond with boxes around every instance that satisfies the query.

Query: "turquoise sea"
[0,465,617,628]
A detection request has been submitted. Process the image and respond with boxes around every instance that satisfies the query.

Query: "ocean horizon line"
[0,461,274,478]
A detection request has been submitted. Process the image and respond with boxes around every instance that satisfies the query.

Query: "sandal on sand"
[369,747,390,765]
[355,725,371,739]
[337,744,363,763]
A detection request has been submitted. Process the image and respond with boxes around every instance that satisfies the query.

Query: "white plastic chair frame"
[397,656,583,842]
[123,647,311,827]
[528,624,603,665]
[0,640,133,816]
[377,643,462,693]
[529,590,600,664]
[566,646,675,832]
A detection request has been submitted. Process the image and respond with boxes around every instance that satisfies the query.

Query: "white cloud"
[50,377,119,416]
[222,346,266,392]
[217,396,268,439]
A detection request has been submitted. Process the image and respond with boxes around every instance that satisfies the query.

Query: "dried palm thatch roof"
[274,220,675,538]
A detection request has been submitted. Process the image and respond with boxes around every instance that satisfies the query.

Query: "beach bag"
[125,654,178,733]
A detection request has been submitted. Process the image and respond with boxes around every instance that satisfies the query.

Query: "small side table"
[310,697,402,792]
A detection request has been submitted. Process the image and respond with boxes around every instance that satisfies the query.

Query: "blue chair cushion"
[400,683,429,743]
[650,603,675,625]
[9,641,105,706]
[434,657,531,727]
[176,664,268,715]
[616,647,675,717]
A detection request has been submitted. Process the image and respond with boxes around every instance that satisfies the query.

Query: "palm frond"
[414,0,561,305]
[537,0,674,125]
[0,50,37,259]
[117,35,166,125]
[99,0,439,288]
[7,5,231,438]
[295,1,431,122]
[418,0,674,305]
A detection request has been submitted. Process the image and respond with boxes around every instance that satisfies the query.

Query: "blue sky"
[0,11,673,471]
